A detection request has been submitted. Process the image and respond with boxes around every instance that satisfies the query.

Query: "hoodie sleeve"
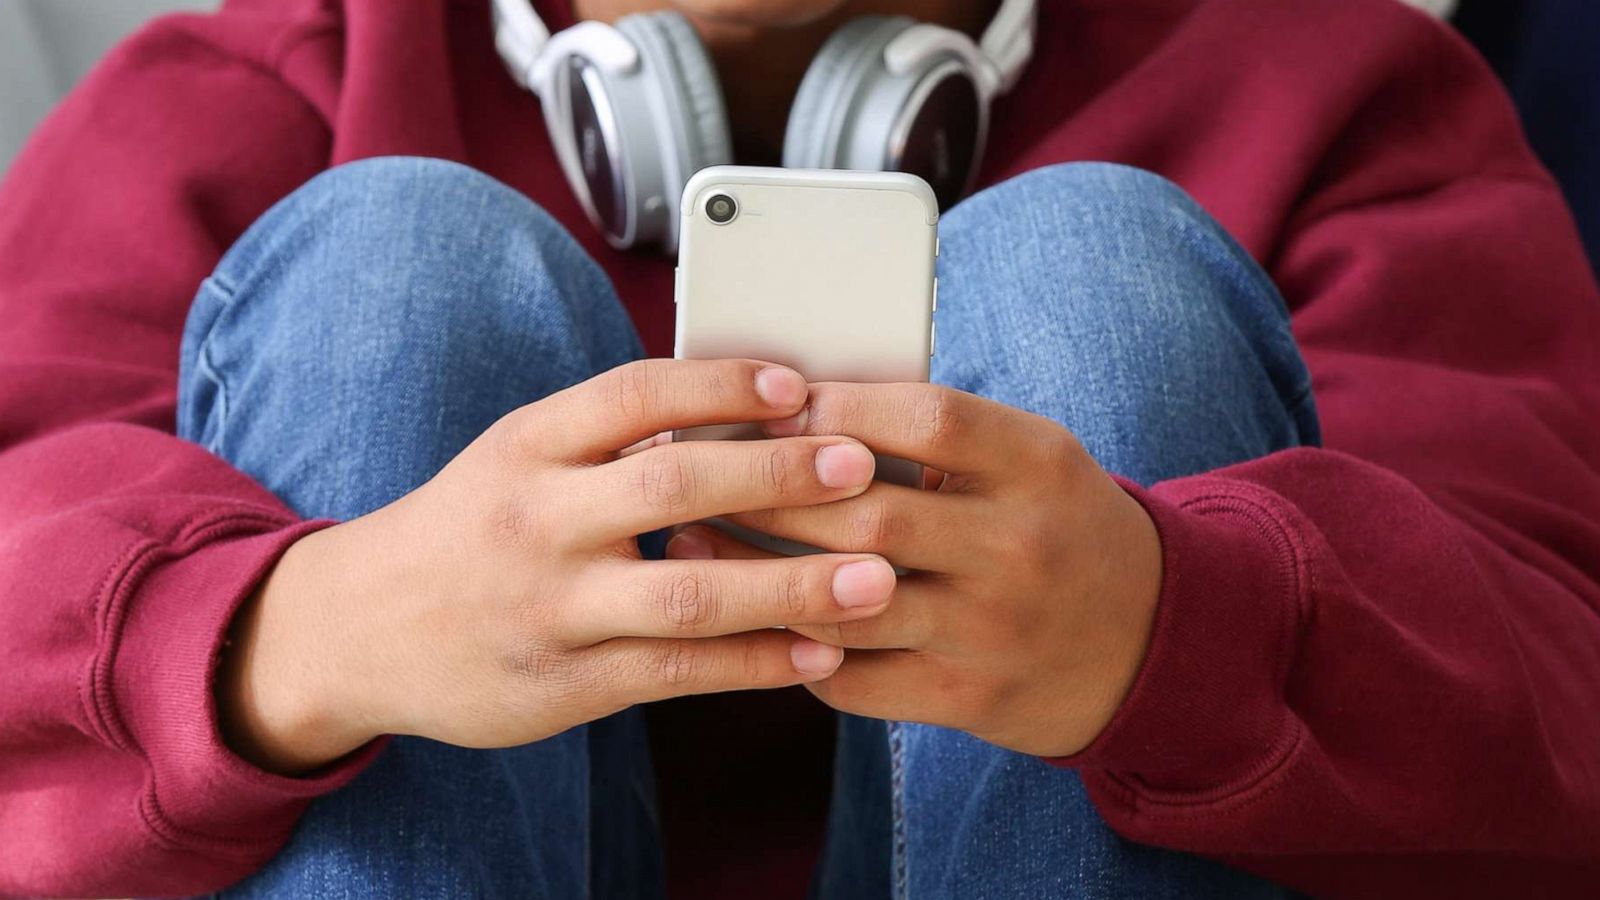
[1053,11,1600,898]
[0,19,380,897]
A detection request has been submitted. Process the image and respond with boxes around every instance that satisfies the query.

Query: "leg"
[178,158,658,899]
[891,163,1316,898]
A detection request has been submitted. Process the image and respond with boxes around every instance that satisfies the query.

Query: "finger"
[666,525,782,561]
[669,525,943,651]
[765,382,1044,478]
[724,481,963,572]
[566,554,896,644]
[785,571,946,649]
[805,649,961,726]
[513,359,809,461]
[595,631,847,704]
[579,436,877,538]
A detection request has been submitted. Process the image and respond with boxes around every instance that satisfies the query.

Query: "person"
[1,0,1597,897]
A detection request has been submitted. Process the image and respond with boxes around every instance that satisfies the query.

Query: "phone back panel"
[674,166,937,382]
[673,169,936,551]
[674,167,937,479]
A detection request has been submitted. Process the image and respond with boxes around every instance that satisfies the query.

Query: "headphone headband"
[491,0,1037,96]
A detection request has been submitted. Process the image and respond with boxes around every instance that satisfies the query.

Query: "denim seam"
[1177,212,1314,430]
[889,720,909,900]
[190,275,241,455]
[1283,386,1321,446]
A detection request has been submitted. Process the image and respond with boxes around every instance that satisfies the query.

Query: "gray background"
[0,0,215,171]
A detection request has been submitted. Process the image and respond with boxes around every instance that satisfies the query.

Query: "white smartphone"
[673,165,939,552]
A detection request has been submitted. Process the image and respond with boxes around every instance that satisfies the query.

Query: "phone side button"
[931,276,938,312]
[929,321,937,357]
[673,266,680,304]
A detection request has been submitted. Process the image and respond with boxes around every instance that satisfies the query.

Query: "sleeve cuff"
[1051,477,1310,800]
[99,511,386,857]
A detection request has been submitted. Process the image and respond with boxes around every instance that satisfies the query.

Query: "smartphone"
[673,165,939,553]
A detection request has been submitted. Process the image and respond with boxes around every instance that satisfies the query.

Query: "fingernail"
[764,408,808,437]
[791,640,844,675]
[832,558,895,609]
[666,529,715,560]
[815,443,874,489]
[755,367,806,409]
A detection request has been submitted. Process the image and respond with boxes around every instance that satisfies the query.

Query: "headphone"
[491,0,1036,253]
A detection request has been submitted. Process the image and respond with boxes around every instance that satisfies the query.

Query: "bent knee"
[937,162,1285,374]
[210,156,586,302]
[947,162,1253,284]
[931,163,1310,461]
[187,157,627,389]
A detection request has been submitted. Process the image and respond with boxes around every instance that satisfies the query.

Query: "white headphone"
[492,0,1037,252]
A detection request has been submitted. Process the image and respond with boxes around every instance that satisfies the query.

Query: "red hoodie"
[2,0,1598,896]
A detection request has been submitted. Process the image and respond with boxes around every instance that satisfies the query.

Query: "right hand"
[219,359,897,774]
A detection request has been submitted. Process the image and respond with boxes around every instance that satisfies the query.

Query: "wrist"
[218,526,376,774]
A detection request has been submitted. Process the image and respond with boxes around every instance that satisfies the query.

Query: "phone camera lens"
[705,193,738,225]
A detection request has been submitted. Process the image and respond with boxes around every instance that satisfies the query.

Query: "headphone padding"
[616,13,733,172]
[783,16,913,169]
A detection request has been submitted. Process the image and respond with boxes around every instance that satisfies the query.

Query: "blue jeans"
[180,157,1315,898]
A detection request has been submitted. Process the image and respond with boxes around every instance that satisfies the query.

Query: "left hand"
[665,382,1164,758]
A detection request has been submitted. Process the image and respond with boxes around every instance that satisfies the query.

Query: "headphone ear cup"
[613,12,731,250]
[783,16,913,170]
[628,13,733,172]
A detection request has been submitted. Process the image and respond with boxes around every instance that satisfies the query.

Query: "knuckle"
[638,450,696,515]
[488,407,543,464]
[757,444,796,499]
[809,385,862,436]
[698,361,737,405]
[654,569,718,632]
[652,640,698,687]
[778,563,810,620]
[913,388,965,450]
[1040,427,1087,474]
[740,637,768,685]
[499,640,569,683]
[845,496,896,553]
[608,360,663,420]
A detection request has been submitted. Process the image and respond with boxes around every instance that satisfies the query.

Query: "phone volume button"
[931,276,938,312]
[929,321,937,357]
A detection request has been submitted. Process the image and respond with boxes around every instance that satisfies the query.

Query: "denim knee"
[179,157,634,430]
[176,157,640,516]
[934,162,1317,482]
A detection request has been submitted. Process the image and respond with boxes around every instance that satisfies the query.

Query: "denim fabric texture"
[182,157,1313,899]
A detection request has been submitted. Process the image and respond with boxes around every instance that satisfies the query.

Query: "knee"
[941,162,1275,343]
[951,162,1225,256]
[937,162,1293,390]
[932,164,1314,478]
[184,157,632,395]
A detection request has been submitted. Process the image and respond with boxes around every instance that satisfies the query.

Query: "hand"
[220,359,901,774]
[665,383,1162,758]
